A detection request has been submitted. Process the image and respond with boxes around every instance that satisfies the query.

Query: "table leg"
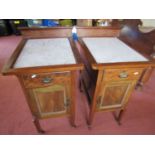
[32,117,45,133]
[87,109,95,129]
[113,109,125,125]
[135,81,143,91]
[70,71,77,128]
[70,115,77,128]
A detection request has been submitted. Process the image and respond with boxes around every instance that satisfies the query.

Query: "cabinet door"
[96,80,136,110]
[95,68,143,111]
[25,72,71,118]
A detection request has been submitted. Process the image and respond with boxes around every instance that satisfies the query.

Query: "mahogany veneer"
[73,27,155,127]
[2,27,83,133]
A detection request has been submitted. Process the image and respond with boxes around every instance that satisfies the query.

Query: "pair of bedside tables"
[2,27,155,133]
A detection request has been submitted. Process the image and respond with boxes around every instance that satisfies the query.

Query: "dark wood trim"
[92,61,155,70]
[143,29,155,45]
[19,27,72,39]
[68,37,83,64]
[78,38,96,64]
[74,39,98,85]
[19,26,121,38]
[76,26,121,37]
[70,70,77,127]
[2,64,83,75]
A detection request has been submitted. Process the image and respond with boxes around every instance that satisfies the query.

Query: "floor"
[0,35,155,135]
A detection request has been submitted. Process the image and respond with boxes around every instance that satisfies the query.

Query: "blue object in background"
[72,33,78,41]
[42,19,59,27]
[72,26,78,41]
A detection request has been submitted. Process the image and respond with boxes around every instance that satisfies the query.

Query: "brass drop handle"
[42,77,53,83]
[119,72,128,78]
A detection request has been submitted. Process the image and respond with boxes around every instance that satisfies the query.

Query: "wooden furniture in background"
[108,19,155,88]
[111,19,143,28]
[2,27,83,133]
[118,20,155,88]
[73,27,155,127]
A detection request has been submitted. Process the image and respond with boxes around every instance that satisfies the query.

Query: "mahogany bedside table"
[2,27,83,133]
[73,27,155,128]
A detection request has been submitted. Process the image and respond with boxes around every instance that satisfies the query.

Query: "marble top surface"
[83,37,148,63]
[14,38,76,68]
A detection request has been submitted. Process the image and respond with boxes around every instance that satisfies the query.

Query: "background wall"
[141,19,155,27]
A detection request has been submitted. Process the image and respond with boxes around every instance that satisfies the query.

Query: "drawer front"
[103,68,144,82]
[22,71,71,88]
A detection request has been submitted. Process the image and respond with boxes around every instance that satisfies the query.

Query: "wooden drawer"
[103,68,144,82]
[22,71,71,88]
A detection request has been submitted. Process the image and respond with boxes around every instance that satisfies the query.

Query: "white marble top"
[14,38,76,68]
[83,37,148,63]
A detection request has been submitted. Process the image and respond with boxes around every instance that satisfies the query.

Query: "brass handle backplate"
[42,77,53,84]
[119,72,128,78]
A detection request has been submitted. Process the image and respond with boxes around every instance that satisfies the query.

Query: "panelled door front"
[24,72,71,118]
[96,80,136,110]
